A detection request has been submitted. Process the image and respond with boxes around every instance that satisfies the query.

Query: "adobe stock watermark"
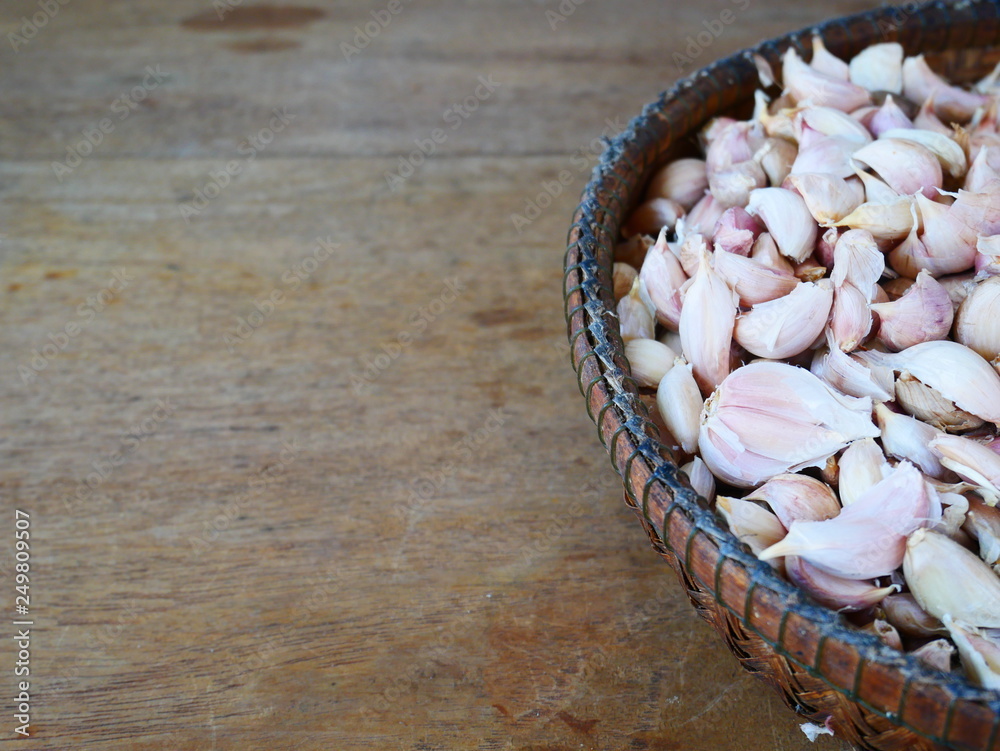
[544,0,587,31]
[18,268,134,384]
[340,0,415,61]
[222,236,340,353]
[384,75,502,192]
[8,0,72,52]
[178,107,296,222]
[51,65,169,182]
[350,277,465,394]
[671,0,751,74]
[60,398,176,514]
[876,2,922,39]
[509,116,627,234]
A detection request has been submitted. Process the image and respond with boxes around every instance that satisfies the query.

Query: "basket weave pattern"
[563,2,1000,749]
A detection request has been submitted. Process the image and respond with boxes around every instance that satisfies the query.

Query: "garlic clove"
[615,233,655,269]
[782,47,870,112]
[809,36,849,80]
[750,231,796,274]
[754,137,797,186]
[645,157,709,209]
[851,138,943,199]
[656,358,703,455]
[759,461,939,578]
[622,198,685,239]
[830,282,873,352]
[871,269,954,351]
[797,106,873,144]
[734,280,834,359]
[912,640,955,673]
[786,555,897,612]
[848,43,904,95]
[684,192,726,239]
[786,173,864,224]
[698,361,879,488]
[914,91,952,135]
[745,473,841,527]
[905,529,1000,627]
[712,206,762,256]
[966,148,1000,193]
[955,276,1000,360]
[975,235,1000,279]
[878,127,968,179]
[854,167,900,204]
[831,228,883,294]
[682,456,715,503]
[865,95,915,137]
[617,276,656,342]
[930,433,1000,504]
[864,619,903,650]
[811,341,894,402]
[716,496,786,558]
[613,262,638,301]
[838,437,890,507]
[639,228,688,330]
[874,403,949,478]
[815,226,840,268]
[713,249,799,307]
[679,246,738,394]
[834,196,914,243]
[793,256,827,283]
[790,128,860,178]
[944,617,1000,689]
[963,496,1000,566]
[708,161,768,208]
[746,187,818,263]
[902,55,990,122]
[882,593,946,637]
[625,338,677,388]
[893,370,985,433]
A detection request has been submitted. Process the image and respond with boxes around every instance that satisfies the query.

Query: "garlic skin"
[617,277,656,342]
[622,198,685,239]
[851,138,943,199]
[882,593,946,637]
[912,639,956,672]
[902,55,990,122]
[698,361,879,488]
[682,456,716,503]
[639,228,688,330]
[745,474,840,528]
[904,529,1000,627]
[893,371,986,433]
[866,340,1000,427]
[848,43,903,94]
[645,158,709,209]
[963,497,1000,566]
[759,461,939,579]
[786,555,897,612]
[713,249,799,307]
[782,47,870,112]
[746,187,819,263]
[613,262,638,301]
[656,359,703,455]
[955,276,1000,361]
[716,496,786,558]
[625,339,677,388]
[871,270,954,351]
[874,403,948,479]
[679,248,738,394]
[733,280,834,360]
[929,434,1000,505]
[786,173,864,224]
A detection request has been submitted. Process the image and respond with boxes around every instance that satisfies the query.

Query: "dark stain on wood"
[181,5,324,31]
[7,283,21,292]
[44,269,77,280]
[225,37,300,53]
[555,711,599,734]
[492,703,510,717]
[470,307,533,327]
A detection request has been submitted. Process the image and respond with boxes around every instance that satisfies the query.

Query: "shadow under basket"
[563,2,1000,749]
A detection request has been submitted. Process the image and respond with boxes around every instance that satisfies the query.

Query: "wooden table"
[0,0,883,748]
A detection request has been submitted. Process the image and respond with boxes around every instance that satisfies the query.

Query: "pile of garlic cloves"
[615,39,1000,687]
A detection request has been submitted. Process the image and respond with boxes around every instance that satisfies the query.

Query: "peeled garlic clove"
[682,456,715,502]
[871,269,954,351]
[713,249,799,307]
[613,262,638,301]
[849,42,904,95]
[746,187,818,263]
[878,127,967,179]
[882,593,946,637]
[684,192,726,239]
[754,137,797,186]
[852,138,943,199]
[712,206,762,256]
[698,361,879,488]
[811,342,893,402]
[868,341,1000,427]
[913,640,956,672]
[834,197,914,242]
[734,280,833,359]
[645,158,709,209]
[656,358,703,455]
[716,496,786,557]
[639,228,687,330]
[955,276,1000,360]
[625,338,677,388]
[617,277,656,342]
[782,47,868,112]
[679,248,738,395]
[894,370,985,433]
[809,36,849,80]
[874,403,948,478]
[745,473,840,527]
[786,173,864,224]
[902,55,990,122]
[905,529,1000,627]
[944,617,1000,689]
[786,555,897,612]
[750,231,795,274]
[759,461,938,579]
[963,497,1000,566]
[930,434,1000,504]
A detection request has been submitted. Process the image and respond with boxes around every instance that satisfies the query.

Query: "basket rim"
[564,1,1000,748]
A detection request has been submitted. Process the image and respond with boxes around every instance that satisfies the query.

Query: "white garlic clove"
[848,43,904,95]
[877,127,967,179]
[966,148,1000,193]
[837,437,889,507]
[874,403,949,479]
[811,340,894,402]
[830,282,873,352]
[834,196,914,242]
[682,456,716,503]
[809,36,849,80]
[746,187,819,263]
[712,206,762,256]
[957,265,1000,363]
[708,160,768,208]
[625,338,677,388]
[734,280,833,359]
[796,106,872,144]
[684,192,726,239]
[645,157,709,209]
[713,249,799,307]
[750,231,795,274]
[716,496,786,559]
[930,433,1000,504]
[754,136,797,186]
[786,555,897,612]
[944,617,1000,689]
[851,138,943,199]
[679,246,738,394]
[831,228,883,295]
[617,276,656,342]
[790,128,860,178]
[639,228,688,330]
[745,473,840,528]
[902,55,990,122]
[786,173,864,224]
[782,47,870,112]
[871,269,954,351]
[656,358,703,455]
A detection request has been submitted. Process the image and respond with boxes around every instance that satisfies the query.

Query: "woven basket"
[563,2,1000,749]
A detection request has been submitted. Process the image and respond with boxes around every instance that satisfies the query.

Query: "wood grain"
[0,0,879,748]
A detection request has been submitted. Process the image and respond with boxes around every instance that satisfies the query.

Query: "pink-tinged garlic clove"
[966,148,1000,194]
[944,618,1000,689]
[912,639,956,673]
[838,437,889,507]
[745,187,819,263]
[698,361,879,488]
[830,283,873,353]
[622,197,686,239]
[656,358,702,455]
[684,192,726,239]
[878,127,967,179]
[782,47,870,112]
[705,120,761,172]
[874,403,949,478]
[645,157,709,209]
[848,42,904,95]
[616,276,656,342]
[834,197,915,243]
[750,231,796,274]
[815,226,840,268]
[851,138,943,199]
[625,338,677,388]
[682,456,716,503]
[734,280,834,360]
[790,126,860,178]
[905,530,1000,627]
[716,496,786,558]
[796,106,873,144]
[786,555,897,612]
[708,161,768,208]
[712,206,763,256]
[639,228,687,330]
[902,55,990,122]
[864,95,914,137]
[871,270,954,351]
[930,433,1000,505]
[914,92,952,134]
[745,473,841,527]
[831,228,884,295]
[811,341,894,402]
[882,593,946,637]
[786,173,864,224]
[755,137,798,186]
[956,276,1000,359]
[679,248,738,395]
[854,167,900,204]
[713,250,799,307]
